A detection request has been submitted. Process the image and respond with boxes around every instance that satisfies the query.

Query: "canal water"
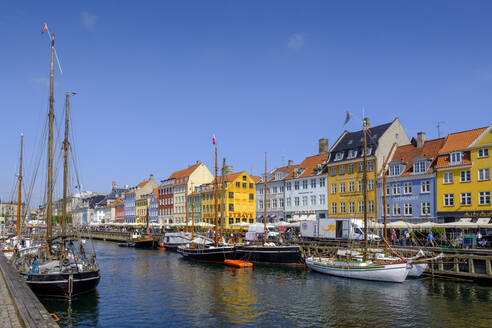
[41,241,492,328]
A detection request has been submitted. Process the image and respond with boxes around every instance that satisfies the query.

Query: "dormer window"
[334,152,344,161]
[366,147,373,156]
[450,152,462,164]
[413,161,427,174]
[389,164,401,176]
[347,150,357,159]
[275,173,281,181]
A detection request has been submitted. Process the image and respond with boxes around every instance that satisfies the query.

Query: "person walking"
[426,231,435,247]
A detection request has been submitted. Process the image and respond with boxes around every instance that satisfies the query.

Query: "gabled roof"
[285,153,329,180]
[329,121,393,163]
[438,127,487,154]
[251,175,262,183]
[168,163,202,185]
[212,172,245,184]
[137,179,149,188]
[389,137,445,176]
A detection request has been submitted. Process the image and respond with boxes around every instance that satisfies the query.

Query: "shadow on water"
[40,241,492,328]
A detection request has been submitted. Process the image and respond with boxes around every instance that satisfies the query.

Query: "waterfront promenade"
[0,253,59,328]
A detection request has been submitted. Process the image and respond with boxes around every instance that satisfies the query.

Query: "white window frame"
[331,184,337,194]
[340,183,346,193]
[334,152,344,161]
[478,148,489,158]
[340,202,346,214]
[444,194,454,207]
[311,195,316,206]
[460,170,471,183]
[478,168,490,181]
[358,201,364,213]
[368,180,374,191]
[339,165,345,175]
[392,184,401,195]
[460,192,472,206]
[302,196,308,206]
[368,200,375,213]
[347,149,357,159]
[349,202,355,214]
[421,202,431,216]
[443,172,453,184]
[479,191,491,205]
[286,198,291,208]
[393,203,401,216]
[403,182,412,195]
[348,164,354,174]
[421,180,430,193]
[349,182,355,192]
[331,202,337,214]
[450,152,462,164]
[404,203,412,216]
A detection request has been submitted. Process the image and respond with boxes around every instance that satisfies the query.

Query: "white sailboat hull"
[407,263,427,277]
[306,257,409,283]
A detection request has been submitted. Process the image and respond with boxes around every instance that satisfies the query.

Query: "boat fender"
[62,258,70,266]
[50,313,60,322]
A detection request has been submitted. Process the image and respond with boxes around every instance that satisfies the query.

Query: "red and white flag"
[212,135,216,145]
[41,23,47,34]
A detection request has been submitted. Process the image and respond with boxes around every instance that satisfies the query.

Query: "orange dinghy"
[224,259,253,268]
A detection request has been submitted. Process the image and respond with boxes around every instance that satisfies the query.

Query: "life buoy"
[62,258,70,266]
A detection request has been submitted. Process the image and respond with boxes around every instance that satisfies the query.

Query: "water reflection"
[40,241,492,328]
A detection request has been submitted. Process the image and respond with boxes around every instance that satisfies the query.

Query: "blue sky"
[1,1,491,206]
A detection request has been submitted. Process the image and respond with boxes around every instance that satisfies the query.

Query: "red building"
[114,197,124,223]
[159,178,175,224]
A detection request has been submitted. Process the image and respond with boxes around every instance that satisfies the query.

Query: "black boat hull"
[23,270,100,298]
[234,245,303,264]
[177,246,235,262]
[133,238,158,248]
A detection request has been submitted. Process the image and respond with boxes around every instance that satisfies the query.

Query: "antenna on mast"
[436,121,445,138]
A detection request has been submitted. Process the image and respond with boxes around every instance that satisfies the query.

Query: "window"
[242,175,247,181]
[272,199,277,208]
[340,183,346,193]
[319,194,326,205]
[273,186,278,193]
[241,182,246,188]
[414,161,427,173]
[478,168,490,181]
[266,200,270,208]
[331,184,337,194]
[302,196,308,206]
[331,202,337,214]
[302,180,308,189]
[368,200,375,212]
[348,164,354,174]
[404,203,412,216]
[339,165,345,175]
[349,181,355,192]
[249,193,254,200]
[386,184,390,196]
[311,179,316,188]
[422,202,430,215]
[347,149,357,159]
[334,152,344,161]
[385,203,390,216]
[349,202,355,214]
[404,182,412,194]
[367,147,373,156]
[368,161,374,171]
[331,167,337,176]
[311,195,316,205]
[461,192,472,206]
[294,197,300,206]
[444,194,454,207]
[443,172,453,184]
[460,170,471,183]
[368,180,374,191]
[286,182,291,191]
[280,186,284,192]
[393,203,401,216]
[358,201,364,213]
[390,165,401,176]
[294,181,299,190]
[392,184,401,195]
[229,192,234,199]
[319,177,326,187]
[421,180,430,193]
[479,191,491,205]
[340,202,346,213]
[286,198,291,207]
[478,148,489,158]
[358,180,363,192]
[358,162,364,172]
[450,152,462,164]
[229,204,234,211]
[249,183,254,189]
[279,198,284,207]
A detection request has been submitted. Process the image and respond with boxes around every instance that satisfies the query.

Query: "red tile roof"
[211,172,244,185]
[169,163,202,185]
[284,153,329,179]
[390,138,445,175]
[438,127,487,154]
[435,152,472,169]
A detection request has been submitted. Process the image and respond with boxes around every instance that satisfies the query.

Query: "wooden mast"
[16,134,23,236]
[214,144,219,247]
[362,117,369,260]
[62,92,74,238]
[46,34,55,256]
[185,186,189,233]
[191,185,195,241]
[382,159,388,257]
[264,152,267,245]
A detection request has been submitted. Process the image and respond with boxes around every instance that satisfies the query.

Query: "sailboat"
[234,153,302,265]
[306,117,409,283]
[14,33,100,298]
[177,138,235,261]
[131,206,159,248]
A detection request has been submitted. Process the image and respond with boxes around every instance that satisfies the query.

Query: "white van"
[301,218,380,241]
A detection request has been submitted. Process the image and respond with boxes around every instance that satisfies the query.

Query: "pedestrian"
[391,230,398,245]
[426,231,435,247]
[405,231,411,246]
[476,231,482,248]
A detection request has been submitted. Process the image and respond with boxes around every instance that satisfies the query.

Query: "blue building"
[146,190,159,223]
[124,191,136,223]
[378,133,445,223]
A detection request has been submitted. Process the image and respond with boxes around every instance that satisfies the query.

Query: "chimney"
[363,117,370,129]
[288,160,293,167]
[223,166,233,176]
[417,132,426,148]
[319,138,329,155]
[149,174,154,181]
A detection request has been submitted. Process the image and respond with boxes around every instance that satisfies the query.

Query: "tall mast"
[264,152,267,245]
[185,186,188,233]
[362,117,369,260]
[191,184,195,241]
[62,92,74,237]
[16,134,23,236]
[382,158,388,257]
[214,145,219,246]
[46,34,55,253]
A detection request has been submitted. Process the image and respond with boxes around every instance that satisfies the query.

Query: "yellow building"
[135,198,149,224]
[436,125,492,221]
[200,171,258,230]
[327,119,409,220]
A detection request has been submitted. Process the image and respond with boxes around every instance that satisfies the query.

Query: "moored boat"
[234,244,302,264]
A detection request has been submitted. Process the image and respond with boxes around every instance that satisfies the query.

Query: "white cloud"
[81,11,98,30]
[287,33,307,50]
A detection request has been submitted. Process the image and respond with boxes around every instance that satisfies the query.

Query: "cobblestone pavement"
[0,269,23,328]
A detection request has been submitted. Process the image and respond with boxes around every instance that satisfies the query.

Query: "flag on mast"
[212,135,216,145]
[41,23,47,34]
[344,110,353,125]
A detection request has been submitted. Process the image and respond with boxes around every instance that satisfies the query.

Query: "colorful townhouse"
[124,174,158,223]
[201,171,258,229]
[187,184,209,224]
[327,118,409,220]
[114,197,124,223]
[158,178,175,224]
[284,142,330,222]
[436,125,492,222]
[378,133,445,223]
[167,162,214,225]
[135,197,149,223]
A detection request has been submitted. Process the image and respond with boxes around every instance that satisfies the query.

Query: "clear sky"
[1,1,491,206]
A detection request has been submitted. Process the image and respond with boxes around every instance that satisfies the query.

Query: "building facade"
[159,178,175,224]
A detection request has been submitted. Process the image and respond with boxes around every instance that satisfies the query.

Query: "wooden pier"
[0,253,59,328]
